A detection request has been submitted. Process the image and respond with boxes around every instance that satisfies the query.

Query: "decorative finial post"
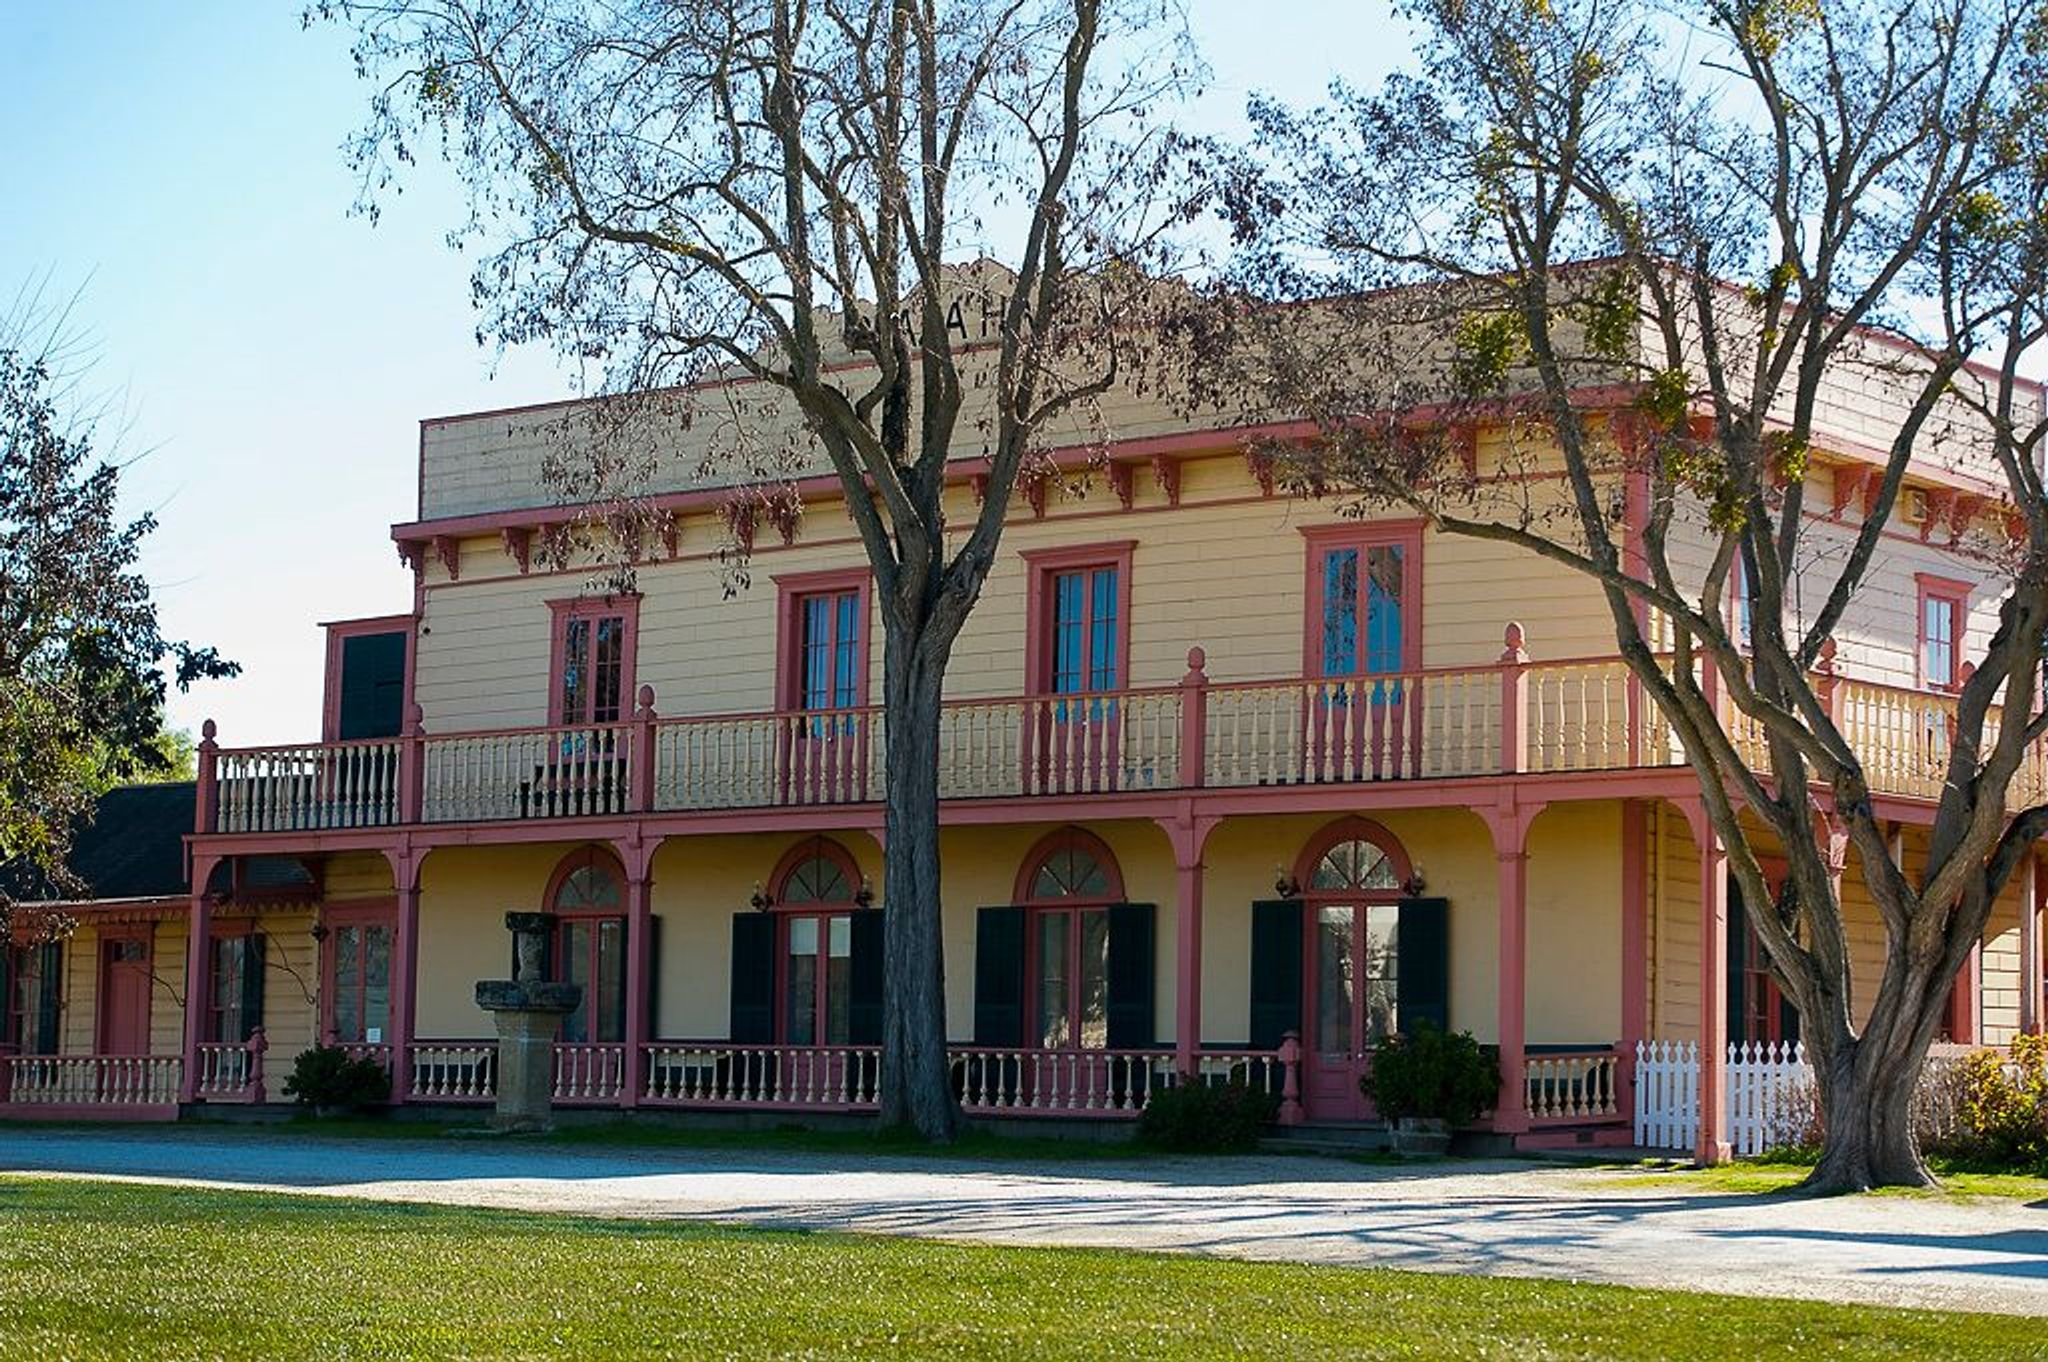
[1180,647,1210,789]
[195,720,220,834]
[1499,624,1531,774]
[631,684,658,812]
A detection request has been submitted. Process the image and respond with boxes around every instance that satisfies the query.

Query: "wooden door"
[97,934,152,1055]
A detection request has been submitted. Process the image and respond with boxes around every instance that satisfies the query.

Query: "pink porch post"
[2022,855,2042,1036]
[179,854,220,1104]
[1485,796,1542,1136]
[386,849,422,1102]
[1161,809,1216,1078]
[1619,801,1648,1107]
[619,834,656,1108]
[1694,817,1731,1165]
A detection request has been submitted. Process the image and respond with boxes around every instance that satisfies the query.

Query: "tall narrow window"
[1023,543,1134,697]
[1916,575,1969,690]
[325,909,395,1046]
[1017,828,1123,1051]
[1303,525,1420,678]
[206,933,262,1043]
[798,589,862,710]
[771,838,862,1046]
[547,847,628,1045]
[4,943,61,1056]
[549,597,639,725]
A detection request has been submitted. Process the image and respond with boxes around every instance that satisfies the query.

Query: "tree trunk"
[1803,1033,1936,1193]
[876,645,959,1141]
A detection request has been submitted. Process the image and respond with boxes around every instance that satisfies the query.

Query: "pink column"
[178,856,218,1104]
[1953,942,1982,1045]
[1619,801,1649,1105]
[1486,798,1540,1136]
[386,850,422,1103]
[1162,811,1211,1077]
[620,855,655,1108]
[2022,856,2043,1036]
[1696,827,1731,1165]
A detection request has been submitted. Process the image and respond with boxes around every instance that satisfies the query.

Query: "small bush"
[1926,1035,2048,1172]
[1361,1022,1498,1127]
[1137,1079,1278,1152]
[282,1045,392,1114]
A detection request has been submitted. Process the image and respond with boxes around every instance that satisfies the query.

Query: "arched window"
[1016,828,1124,1051]
[1296,819,1410,1062]
[546,847,627,1045]
[770,837,863,1045]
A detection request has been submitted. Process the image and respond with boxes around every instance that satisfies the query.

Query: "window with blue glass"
[798,590,862,710]
[1318,544,1406,676]
[1049,565,1120,694]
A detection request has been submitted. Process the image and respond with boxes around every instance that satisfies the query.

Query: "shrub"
[1360,1022,1498,1127]
[1137,1079,1277,1153]
[282,1045,392,1114]
[1927,1035,2048,1172]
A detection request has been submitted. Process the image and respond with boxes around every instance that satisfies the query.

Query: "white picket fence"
[1634,1040,1817,1155]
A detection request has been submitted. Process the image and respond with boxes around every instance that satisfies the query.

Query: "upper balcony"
[193,625,2046,839]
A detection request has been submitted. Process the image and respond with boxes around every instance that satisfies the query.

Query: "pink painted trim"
[1298,521,1425,678]
[773,567,873,712]
[1020,541,1137,695]
[767,835,864,905]
[1013,826,1128,905]
[1290,816,1414,898]
[546,595,642,725]
[1913,573,1970,691]
[321,615,416,743]
[1620,802,1648,1060]
[544,845,629,913]
[318,899,397,1043]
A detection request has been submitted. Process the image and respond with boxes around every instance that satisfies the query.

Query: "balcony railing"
[197,627,2048,836]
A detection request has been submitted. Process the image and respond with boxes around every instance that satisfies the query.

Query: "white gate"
[1633,1040,1815,1155]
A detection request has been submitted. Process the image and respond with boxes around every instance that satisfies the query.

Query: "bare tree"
[311,0,1200,1138]
[1217,0,2048,1189]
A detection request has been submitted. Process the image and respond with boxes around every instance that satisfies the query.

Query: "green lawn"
[0,1177,2035,1360]
[1599,1157,2048,1201]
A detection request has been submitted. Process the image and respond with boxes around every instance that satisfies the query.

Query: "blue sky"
[1,1,1405,745]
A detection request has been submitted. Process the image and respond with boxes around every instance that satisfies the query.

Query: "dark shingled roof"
[6,782,196,904]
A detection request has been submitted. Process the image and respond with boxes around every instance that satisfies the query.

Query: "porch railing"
[199,626,2048,835]
[1,1054,183,1109]
[643,1042,883,1108]
[1522,1048,1622,1123]
[194,1034,267,1103]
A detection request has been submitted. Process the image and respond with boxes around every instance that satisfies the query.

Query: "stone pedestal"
[474,911,582,1134]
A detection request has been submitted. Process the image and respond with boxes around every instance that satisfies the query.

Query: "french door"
[1303,901,1400,1121]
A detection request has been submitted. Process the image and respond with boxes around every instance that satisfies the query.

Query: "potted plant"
[1360,1021,1498,1156]
[282,1045,391,1118]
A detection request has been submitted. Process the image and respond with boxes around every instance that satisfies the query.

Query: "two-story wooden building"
[7,303,2046,1153]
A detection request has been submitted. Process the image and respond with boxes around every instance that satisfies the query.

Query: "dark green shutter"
[240,934,267,1042]
[645,915,662,1040]
[973,906,1027,1046]
[730,913,776,1043]
[33,943,62,1055]
[1249,899,1303,1050]
[1726,878,1748,1046]
[338,632,407,740]
[1106,903,1156,1049]
[848,910,885,1045]
[1395,898,1450,1035]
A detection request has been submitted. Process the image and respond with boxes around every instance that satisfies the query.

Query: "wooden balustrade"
[405,1042,497,1101]
[950,1047,1169,1115]
[1204,668,1498,787]
[642,1043,883,1108]
[198,627,2042,838]
[420,723,634,823]
[1523,1048,1621,1122]
[212,739,402,833]
[1,1054,183,1109]
[194,1033,266,1102]
[553,1043,627,1103]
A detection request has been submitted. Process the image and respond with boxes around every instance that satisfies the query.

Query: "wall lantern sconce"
[1273,864,1302,900]
[1403,867,1428,897]
[749,881,775,912]
[855,877,876,909]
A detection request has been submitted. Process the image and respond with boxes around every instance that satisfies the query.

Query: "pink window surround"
[1914,573,1970,691]
[1015,827,1127,1054]
[774,568,874,711]
[320,614,414,742]
[318,900,397,1045]
[1729,557,1753,650]
[1300,521,1425,677]
[1021,541,1136,695]
[547,595,641,726]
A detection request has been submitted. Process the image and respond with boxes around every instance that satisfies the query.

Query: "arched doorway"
[1297,818,1412,1121]
[1014,827,1127,1051]
[545,846,627,1045]
[769,836,864,1046]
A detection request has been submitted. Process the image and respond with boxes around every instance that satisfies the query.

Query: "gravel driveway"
[2,1126,2044,1317]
